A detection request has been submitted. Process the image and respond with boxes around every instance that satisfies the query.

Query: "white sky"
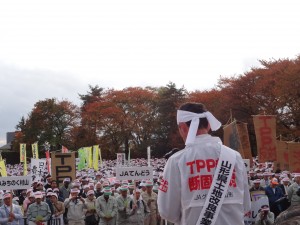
[0,0,300,145]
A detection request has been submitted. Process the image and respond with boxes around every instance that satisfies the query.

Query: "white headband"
[177,110,221,145]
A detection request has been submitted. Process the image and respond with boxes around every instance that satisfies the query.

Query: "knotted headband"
[177,110,221,145]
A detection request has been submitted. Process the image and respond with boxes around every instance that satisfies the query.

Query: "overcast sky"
[0,0,300,145]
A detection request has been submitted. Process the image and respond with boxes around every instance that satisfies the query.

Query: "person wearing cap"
[142,180,159,225]
[64,188,87,225]
[27,191,51,225]
[0,193,23,225]
[116,185,131,225]
[254,205,274,225]
[287,174,300,206]
[84,190,98,225]
[23,189,33,213]
[128,183,135,196]
[95,182,103,198]
[111,187,119,199]
[80,185,90,198]
[278,177,291,210]
[50,193,65,218]
[250,180,265,192]
[95,187,117,225]
[158,102,251,225]
[59,178,71,201]
[45,192,54,221]
[260,173,272,189]
[265,178,284,217]
[128,189,149,225]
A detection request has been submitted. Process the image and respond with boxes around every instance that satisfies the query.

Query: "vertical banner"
[93,145,99,171]
[62,145,69,153]
[237,122,253,165]
[147,146,151,167]
[45,151,51,174]
[85,147,93,169]
[51,152,76,186]
[31,158,47,181]
[0,160,7,177]
[288,142,300,173]
[116,153,126,167]
[99,148,103,168]
[78,148,87,170]
[20,143,26,162]
[223,121,244,157]
[31,142,39,159]
[253,115,277,162]
[23,150,28,175]
[276,141,289,171]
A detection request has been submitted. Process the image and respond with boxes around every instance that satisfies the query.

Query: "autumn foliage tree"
[13,56,300,160]
[15,98,80,156]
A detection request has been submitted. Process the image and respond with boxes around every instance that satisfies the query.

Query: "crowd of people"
[1,102,300,225]
[1,157,299,225]
[0,158,165,225]
[248,161,300,225]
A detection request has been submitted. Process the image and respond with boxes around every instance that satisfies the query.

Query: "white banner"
[116,166,153,180]
[243,159,250,172]
[0,176,32,190]
[147,146,151,166]
[31,158,47,182]
[116,153,126,167]
[244,197,269,225]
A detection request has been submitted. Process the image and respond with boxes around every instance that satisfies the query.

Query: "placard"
[244,196,269,225]
[31,158,47,182]
[0,176,32,190]
[116,166,153,180]
[243,159,250,172]
[51,152,76,186]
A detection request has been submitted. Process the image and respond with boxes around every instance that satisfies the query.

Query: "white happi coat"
[158,134,251,225]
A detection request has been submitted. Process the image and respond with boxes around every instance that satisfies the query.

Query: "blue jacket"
[0,204,23,225]
[265,185,284,205]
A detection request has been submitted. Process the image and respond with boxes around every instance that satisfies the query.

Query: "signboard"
[51,152,76,186]
[288,142,300,172]
[31,158,47,182]
[244,197,269,225]
[0,176,32,190]
[253,115,277,162]
[276,141,289,171]
[223,121,243,156]
[116,166,153,180]
[237,122,253,164]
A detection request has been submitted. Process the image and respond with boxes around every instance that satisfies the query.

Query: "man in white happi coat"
[158,102,251,225]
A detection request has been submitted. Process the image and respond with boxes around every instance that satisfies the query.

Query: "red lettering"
[201,175,213,189]
[186,161,195,174]
[206,159,215,172]
[159,178,169,193]
[188,175,201,191]
[229,172,237,187]
[259,116,272,126]
[196,160,206,173]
